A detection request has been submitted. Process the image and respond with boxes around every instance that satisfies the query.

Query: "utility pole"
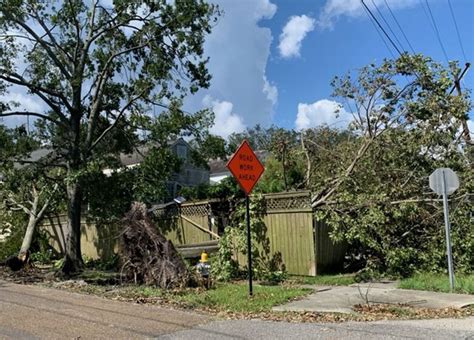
[450,62,471,145]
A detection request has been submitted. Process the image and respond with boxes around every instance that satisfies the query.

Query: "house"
[110,138,210,201]
[9,139,209,203]
[208,150,269,185]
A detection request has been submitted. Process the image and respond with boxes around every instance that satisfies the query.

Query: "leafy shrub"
[0,212,26,260]
[211,196,288,283]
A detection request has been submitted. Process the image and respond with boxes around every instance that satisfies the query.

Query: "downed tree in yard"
[119,202,189,289]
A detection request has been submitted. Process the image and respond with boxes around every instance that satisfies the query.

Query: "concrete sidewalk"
[273,282,474,314]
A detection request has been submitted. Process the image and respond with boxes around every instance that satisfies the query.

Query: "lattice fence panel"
[181,203,209,216]
[152,205,178,219]
[264,193,311,212]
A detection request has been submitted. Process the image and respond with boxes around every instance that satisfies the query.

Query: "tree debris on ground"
[119,202,189,289]
[0,253,27,271]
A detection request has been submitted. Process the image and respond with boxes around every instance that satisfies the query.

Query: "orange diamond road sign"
[226,140,264,196]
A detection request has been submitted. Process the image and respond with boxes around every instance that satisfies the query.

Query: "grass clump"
[290,274,355,286]
[61,280,310,314]
[399,273,474,294]
[173,283,310,313]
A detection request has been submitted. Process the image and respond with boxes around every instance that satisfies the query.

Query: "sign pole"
[442,170,455,291]
[246,195,253,296]
[226,139,264,297]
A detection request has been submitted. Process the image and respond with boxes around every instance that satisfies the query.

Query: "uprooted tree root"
[0,251,30,271]
[119,202,190,289]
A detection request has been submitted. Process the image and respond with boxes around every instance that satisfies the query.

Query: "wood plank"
[180,215,220,239]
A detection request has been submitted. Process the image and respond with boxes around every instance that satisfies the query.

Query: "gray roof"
[13,148,59,169]
[119,139,187,167]
[119,145,148,166]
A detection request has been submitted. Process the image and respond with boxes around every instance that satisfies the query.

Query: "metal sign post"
[245,195,253,296]
[441,171,455,291]
[226,140,264,296]
[429,168,459,292]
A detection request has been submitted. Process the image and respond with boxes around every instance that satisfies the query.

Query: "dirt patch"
[0,265,55,284]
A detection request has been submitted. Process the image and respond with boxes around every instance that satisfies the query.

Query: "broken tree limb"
[180,214,220,239]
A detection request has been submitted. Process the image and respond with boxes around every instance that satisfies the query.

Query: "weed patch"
[399,273,474,294]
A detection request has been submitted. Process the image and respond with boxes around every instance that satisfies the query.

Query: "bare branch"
[0,71,72,122]
[312,137,374,207]
[6,196,31,215]
[0,111,63,126]
[88,90,146,152]
[11,18,72,79]
[35,183,59,220]
[299,131,311,188]
[31,10,73,65]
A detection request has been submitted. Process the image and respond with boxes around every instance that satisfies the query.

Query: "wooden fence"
[261,191,316,276]
[41,214,119,261]
[41,191,346,276]
[152,201,218,245]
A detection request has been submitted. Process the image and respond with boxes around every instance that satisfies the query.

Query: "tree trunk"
[61,180,84,275]
[18,211,37,263]
[17,185,40,263]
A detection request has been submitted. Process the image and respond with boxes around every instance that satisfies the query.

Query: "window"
[176,144,187,160]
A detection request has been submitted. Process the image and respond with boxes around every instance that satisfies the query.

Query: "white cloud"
[467,119,474,139]
[318,0,417,29]
[204,95,245,139]
[0,89,46,127]
[278,15,315,58]
[263,76,278,106]
[254,0,277,19]
[295,99,352,130]
[184,0,278,128]
[3,91,44,113]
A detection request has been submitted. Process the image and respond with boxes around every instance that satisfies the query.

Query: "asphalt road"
[160,318,474,340]
[0,280,208,339]
[1,280,473,339]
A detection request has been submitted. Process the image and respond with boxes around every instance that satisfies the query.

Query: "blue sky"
[187,0,474,138]
[2,0,473,138]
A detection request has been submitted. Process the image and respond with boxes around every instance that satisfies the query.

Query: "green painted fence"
[261,191,316,276]
[232,191,345,276]
[41,191,345,276]
[153,201,218,245]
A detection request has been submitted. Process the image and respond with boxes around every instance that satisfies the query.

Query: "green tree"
[304,55,473,276]
[0,0,219,274]
[0,124,60,265]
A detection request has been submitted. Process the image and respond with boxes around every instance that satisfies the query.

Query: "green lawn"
[399,273,474,294]
[172,283,310,313]
[290,274,355,286]
[97,282,310,313]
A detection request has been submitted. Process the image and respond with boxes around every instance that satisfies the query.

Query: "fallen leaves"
[2,268,472,324]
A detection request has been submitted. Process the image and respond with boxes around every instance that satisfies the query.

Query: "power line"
[362,1,396,59]
[383,0,416,54]
[447,0,467,62]
[361,0,402,56]
[370,0,405,53]
[423,0,449,63]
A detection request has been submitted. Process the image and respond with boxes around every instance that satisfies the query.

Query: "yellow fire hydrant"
[196,251,210,288]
